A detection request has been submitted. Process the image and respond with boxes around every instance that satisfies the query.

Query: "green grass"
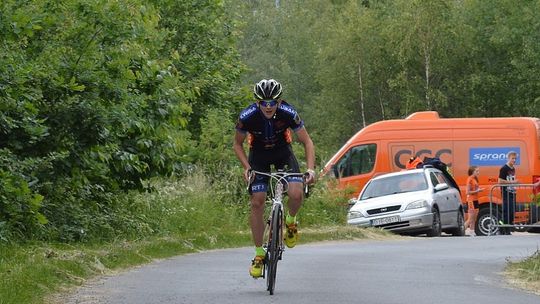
[506,249,540,295]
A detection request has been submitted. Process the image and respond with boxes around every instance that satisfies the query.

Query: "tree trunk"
[358,64,366,128]
[424,46,431,109]
[378,87,385,120]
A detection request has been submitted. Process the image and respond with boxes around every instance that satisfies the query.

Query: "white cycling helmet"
[253,79,283,100]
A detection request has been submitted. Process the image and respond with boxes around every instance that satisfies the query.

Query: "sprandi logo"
[469,147,520,166]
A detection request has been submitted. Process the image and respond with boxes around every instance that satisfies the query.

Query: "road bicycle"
[248,169,309,295]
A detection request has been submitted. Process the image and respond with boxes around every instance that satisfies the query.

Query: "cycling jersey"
[235,100,304,151]
[236,100,304,193]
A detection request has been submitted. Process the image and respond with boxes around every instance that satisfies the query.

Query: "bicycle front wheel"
[266,206,283,295]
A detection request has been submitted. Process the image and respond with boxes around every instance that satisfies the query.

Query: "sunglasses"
[258,100,278,107]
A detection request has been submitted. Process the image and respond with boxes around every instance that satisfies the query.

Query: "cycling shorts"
[248,145,301,194]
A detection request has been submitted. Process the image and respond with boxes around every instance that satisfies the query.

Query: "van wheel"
[475,207,499,236]
[450,210,466,236]
[426,209,441,237]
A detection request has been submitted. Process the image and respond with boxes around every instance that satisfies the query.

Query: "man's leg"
[249,191,266,278]
[287,182,303,217]
[502,190,511,235]
[508,193,516,234]
[284,182,303,248]
[250,192,266,247]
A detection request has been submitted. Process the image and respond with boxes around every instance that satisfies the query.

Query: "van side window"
[335,144,377,178]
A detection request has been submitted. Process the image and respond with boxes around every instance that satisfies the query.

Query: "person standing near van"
[465,166,483,236]
[498,151,519,235]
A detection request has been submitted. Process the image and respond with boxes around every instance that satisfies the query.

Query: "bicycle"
[247,169,309,295]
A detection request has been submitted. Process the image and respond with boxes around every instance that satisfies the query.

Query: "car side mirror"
[434,183,449,192]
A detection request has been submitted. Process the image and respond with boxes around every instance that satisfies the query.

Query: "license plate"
[371,215,400,226]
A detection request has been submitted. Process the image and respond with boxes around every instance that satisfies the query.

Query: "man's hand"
[244,168,253,182]
[305,169,316,185]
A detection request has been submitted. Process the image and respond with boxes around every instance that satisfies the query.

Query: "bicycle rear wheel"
[266,206,283,295]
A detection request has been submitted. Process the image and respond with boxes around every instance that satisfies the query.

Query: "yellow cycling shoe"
[284,223,298,248]
[249,256,265,278]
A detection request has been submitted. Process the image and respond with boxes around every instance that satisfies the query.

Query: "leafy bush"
[300,180,351,227]
[0,169,46,241]
[0,0,244,242]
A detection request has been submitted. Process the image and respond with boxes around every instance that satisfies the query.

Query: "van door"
[333,143,377,196]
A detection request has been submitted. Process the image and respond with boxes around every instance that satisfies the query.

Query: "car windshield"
[360,172,428,200]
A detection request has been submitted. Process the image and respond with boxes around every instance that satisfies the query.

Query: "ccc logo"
[394,148,452,169]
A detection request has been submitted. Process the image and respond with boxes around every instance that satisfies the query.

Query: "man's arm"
[498,178,515,184]
[233,131,251,181]
[295,127,315,184]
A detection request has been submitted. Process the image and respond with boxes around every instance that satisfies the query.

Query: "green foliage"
[0,0,243,242]
[234,0,540,156]
[0,167,46,241]
[131,171,249,238]
[196,108,237,165]
[300,182,350,226]
[3,0,540,247]
[150,0,246,139]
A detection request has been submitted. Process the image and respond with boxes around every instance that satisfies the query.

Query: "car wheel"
[426,209,441,237]
[450,210,466,236]
[475,207,499,236]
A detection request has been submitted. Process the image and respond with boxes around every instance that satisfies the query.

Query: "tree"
[0,0,245,241]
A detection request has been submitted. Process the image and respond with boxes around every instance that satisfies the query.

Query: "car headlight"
[347,211,365,220]
[406,200,429,210]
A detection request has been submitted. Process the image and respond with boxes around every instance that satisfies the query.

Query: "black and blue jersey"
[235,100,304,151]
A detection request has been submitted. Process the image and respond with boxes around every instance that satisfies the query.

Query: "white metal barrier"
[488,183,540,236]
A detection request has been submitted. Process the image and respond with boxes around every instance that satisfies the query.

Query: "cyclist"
[233,79,315,278]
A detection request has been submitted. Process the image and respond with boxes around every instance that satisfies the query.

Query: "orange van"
[323,111,540,235]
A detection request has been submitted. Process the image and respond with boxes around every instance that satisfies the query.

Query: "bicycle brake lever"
[304,183,310,198]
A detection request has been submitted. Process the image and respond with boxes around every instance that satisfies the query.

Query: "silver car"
[347,167,465,237]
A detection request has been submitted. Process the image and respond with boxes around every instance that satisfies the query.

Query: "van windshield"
[360,172,428,200]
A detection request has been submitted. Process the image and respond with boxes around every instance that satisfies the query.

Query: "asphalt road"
[64,234,540,304]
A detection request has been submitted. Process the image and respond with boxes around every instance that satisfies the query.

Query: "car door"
[437,171,461,226]
[429,171,453,226]
[434,171,460,226]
